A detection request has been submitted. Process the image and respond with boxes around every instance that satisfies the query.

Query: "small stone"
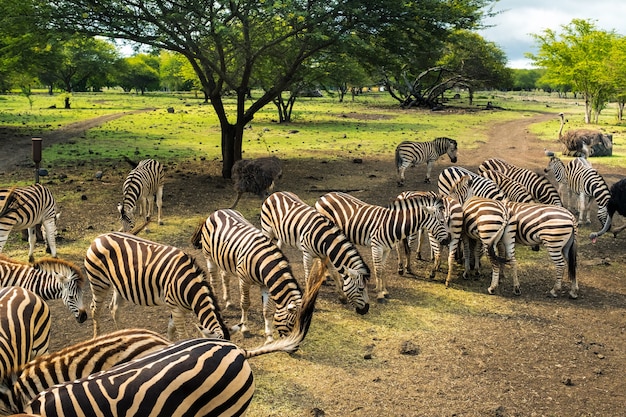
[561,377,573,386]
[364,353,372,360]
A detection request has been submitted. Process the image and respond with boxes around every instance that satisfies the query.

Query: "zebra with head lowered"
[118,158,164,232]
[0,255,87,323]
[315,191,450,302]
[191,209,303,343]
[20,262,326,417]
[0,184,60,263]
[438,166,506,201]
[395,137,458,186]
[84,232,229,341]
[0,328,171,415]
[501,200,579,299]
[260,191,370,315]
[0,287,51,381]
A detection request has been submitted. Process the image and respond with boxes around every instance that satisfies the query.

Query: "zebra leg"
[27,226,37,263]
[207,262,233,309]
[109,290,124,330]
[396,239,413,276]
[397,165,407,187]
[261,289,275,344]
[41,218,57,259]
[168,307,190,341]
[428,232,441,279]
[444,239,459,287]
[156,184,164,225]
[235,280,251,337]
[424,160,434,183]
[372,245,390,302]
[90,285,109,339]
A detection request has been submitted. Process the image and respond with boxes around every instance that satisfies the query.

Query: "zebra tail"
[243,259,326,359]
[0,185,18,217]
[395,146,403,172]
[568,236,577,283]
[190,220,206,249]
[487,221,510,265]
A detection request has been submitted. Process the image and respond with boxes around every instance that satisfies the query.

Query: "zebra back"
[438,166,505,201]
[0,255,87,323]
[192,209,302,337]
[0,184,56,228]
[119,158,164,232]
[260,191,370,314]
[478,158,562,206]
[0,287,50,381]
[85,232,228,340]
[480,169,534,203]
[0,328,171,415]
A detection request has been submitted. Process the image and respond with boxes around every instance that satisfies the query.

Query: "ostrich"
[230,156,282,209]
[557,113,613,158]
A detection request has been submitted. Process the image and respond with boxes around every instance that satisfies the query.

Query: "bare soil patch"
[1,109,626,417]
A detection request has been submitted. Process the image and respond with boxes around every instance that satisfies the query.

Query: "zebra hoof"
[424,178,431,184]
[569,291,578,300]
[548,289,559,298]
[487,287,496,295]
[397,268,404,276]
[514,287,522,296]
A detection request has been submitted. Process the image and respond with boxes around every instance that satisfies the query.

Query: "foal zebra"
[260,191,370,314]
[0,287,50,380]
[438,166,506,201]
[0,328,171,415]
[21,263,326,417]
[118,158,164,232]
[191,209,303,342]
[0,255,87,323]
[0,184,59,263]
[502,201,579,298]
[315,191,450,302]
[478,158,562,206]
[84,232,229,341]
[396,191,464,287]
[395,137,458,185]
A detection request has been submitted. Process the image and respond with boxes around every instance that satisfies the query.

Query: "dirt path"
[0,109,153,173]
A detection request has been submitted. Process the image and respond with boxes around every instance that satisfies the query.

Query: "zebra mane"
[434,136,457,150]
[0,253,24,264]
[33,258,85,286]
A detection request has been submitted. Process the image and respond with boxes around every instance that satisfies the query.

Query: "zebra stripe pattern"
[438,166,506,201]
[397,192,464,287]
[544,153,591,208]
[480,169,535,203]
[0,328,171,415]
[504,201,579,298]
[0,255,87,323]
[191,209,303,342]
[478,158,562,206]
[260,191,370,314]
[21,259,327,417]
[395,137,458,185]
[447,176,514,287]
[0,184,59,263]
[0,287,50,380]
[118,158,164,232]
[84,232,228,341]
[315,191,450,302]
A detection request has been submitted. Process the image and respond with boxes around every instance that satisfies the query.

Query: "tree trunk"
[220,122,242,179]
[64,96,71,109]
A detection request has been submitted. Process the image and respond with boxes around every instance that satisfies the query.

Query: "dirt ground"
[1,109,626,417]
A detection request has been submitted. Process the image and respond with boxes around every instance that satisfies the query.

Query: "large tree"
[32,0,495,177]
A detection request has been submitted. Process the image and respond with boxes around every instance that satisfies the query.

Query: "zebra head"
[34,258,88,323]
[117,202,135,232]
[342,267,370,315]
[446,138,458,163]
[274,298,302,338]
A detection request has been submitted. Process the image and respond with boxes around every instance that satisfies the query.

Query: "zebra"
[396,191,464,287]
[315,191,450,302]
[395,137,458,186]
[0,328,171,415]
[20,262,326,417]
[84,232,229,341]
[543,152,592,209]
[0,287,51,380]
[0,184,60,263]
[438,166,506,201]
[478,158,562,206]
[118,158,164,232]
[544,154,611,239]
[480,169,535,203]
[260,191,370,315]
[446,176,514,289]
[191,209,303,343]
[0,254,87,323]
[500,201,579,298]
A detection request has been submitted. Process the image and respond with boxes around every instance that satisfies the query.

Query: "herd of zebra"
[1,134,625,415]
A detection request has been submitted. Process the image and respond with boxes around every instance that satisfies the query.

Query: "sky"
[478,0,626,69]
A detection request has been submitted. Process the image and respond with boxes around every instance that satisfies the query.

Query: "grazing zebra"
[397,192,464,287]
[191,209,303,342]
[0,255,87,323]
[438,166,506,201]
[447,176,514,288]
[543,152,592,208]
[480,169,535,203]
[260,191,370,314]
[395,137,458,185]
[500,201,579,298]
[118,158,164,232]
[0,184,59,263]
[0,287,50,380]
[21,262,326,417]
[315,191,450,302]
[478,158,562,206]
[544,154,611,240]
[84,232,229,341]
[0,328,171,415]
